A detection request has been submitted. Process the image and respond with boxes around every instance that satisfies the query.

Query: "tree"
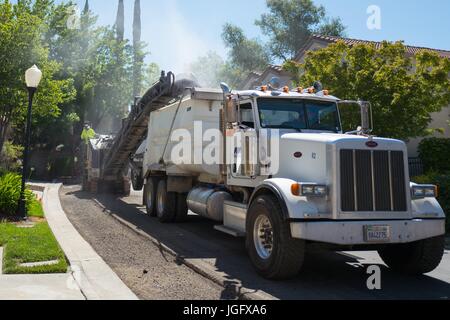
[221,23,269,87]
[83,0,89,14]
[132,0,144,98]
[115,0,124,42]
[222,24,269,73]
[0,0,75,155]
[256,0,346,61]
[86,28,134,130]
[190,51,226,88]
[142,62,161,91]
[284,41,450,140]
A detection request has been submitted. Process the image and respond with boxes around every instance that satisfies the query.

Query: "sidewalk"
[0,183,138,300]
[42,183,138,300]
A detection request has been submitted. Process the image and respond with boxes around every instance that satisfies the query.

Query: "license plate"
[364,225,391,243]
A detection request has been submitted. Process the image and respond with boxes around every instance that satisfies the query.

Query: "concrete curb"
[39,183,138,300]
[91,199,276,301]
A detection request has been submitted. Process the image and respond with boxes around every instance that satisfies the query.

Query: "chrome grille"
[340,149,407,212]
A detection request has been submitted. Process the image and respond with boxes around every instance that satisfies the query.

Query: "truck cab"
[141,81,446,280]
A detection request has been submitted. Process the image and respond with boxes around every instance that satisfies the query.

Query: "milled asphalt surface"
[60,185,450,300]
[60,185,228,300]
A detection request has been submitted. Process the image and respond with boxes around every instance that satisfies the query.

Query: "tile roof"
[268,64,283,72]
[296,34,450,60]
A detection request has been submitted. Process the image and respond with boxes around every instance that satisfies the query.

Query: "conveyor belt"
[101,72,177,178]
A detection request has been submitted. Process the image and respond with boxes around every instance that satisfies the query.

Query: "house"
[241,34,450,158]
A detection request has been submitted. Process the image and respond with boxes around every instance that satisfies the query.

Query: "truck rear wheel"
[145,177,159,217]
[156,179,177,223]
[246,195,305,280]
[175,193,188,222]
[378,235,445,275]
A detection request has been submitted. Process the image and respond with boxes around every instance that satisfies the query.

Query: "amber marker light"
[291,183,301,196]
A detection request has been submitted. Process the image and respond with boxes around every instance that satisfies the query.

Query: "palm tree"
[133,0,142,97]
[83,0,89,14]
[116,0,125,42]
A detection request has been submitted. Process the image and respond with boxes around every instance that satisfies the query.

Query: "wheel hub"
[254,215,274,260]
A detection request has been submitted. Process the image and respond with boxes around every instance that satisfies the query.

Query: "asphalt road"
[61,185,450,300]
[60,185,229,300]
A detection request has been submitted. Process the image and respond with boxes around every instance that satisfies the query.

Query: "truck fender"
[250,181,290,221]
[249,178,321,221]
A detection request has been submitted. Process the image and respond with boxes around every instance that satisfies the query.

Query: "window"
[239,103,255,129]
[305,101,341,132]
[257,98,341,132]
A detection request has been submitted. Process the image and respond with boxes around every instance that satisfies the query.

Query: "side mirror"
[359,101,372,134]
[338,100,373,135]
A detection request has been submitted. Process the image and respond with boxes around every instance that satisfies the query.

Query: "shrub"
[0,142,23,172]
[418,138,450,174]
[414,172,450,233]
[0,173,34,216]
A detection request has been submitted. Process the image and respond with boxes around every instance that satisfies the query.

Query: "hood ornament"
[366,136,378,148]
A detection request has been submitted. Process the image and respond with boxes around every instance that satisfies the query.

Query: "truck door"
[226,100,258,179]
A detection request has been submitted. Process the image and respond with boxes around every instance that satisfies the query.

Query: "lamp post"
[17,65,42,220]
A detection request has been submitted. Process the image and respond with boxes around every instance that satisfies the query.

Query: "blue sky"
[62,0,450,73]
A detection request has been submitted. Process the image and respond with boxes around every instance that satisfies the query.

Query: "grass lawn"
[0,200,68,274]
[28,198,45,218]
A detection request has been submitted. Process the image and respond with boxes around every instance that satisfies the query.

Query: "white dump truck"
[136,80,446,279]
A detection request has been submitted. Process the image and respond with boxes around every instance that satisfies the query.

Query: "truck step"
[214,225,246,238]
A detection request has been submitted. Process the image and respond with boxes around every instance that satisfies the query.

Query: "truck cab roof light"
[283,86,290,94]
[308,87,315,94]
[261,85,268,92]
[296,87,303,93]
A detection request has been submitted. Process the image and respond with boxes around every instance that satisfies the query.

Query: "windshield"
[257,98,341,133]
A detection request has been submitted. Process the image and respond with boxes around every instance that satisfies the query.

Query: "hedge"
[414,173,450,233]
[418,138,450,173]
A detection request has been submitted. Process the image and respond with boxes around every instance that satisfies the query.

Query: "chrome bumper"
[290,219,445,245]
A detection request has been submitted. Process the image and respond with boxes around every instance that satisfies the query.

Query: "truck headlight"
[291,183,328,197]
[411,185,437,199]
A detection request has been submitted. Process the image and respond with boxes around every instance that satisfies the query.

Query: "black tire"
[246,195,305,280]
[131,169,144,191]
[175,193,189,222]
[156,179,177,223]
[378,235,445,275]
[145,177,159,217]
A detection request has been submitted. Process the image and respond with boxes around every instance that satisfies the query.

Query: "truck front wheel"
[378,235,445,275]
[246,195,305,280]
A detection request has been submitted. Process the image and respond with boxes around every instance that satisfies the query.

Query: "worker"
[81,123,96,145]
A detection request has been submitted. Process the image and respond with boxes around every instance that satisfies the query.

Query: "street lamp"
[17,65,42,219]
